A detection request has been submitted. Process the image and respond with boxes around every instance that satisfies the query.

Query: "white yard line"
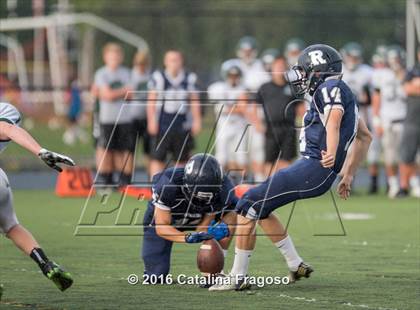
[263,292,399,310]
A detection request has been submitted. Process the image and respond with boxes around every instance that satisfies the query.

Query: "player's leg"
[111,124,135,186]
[209,214,257,291]
[232,119,248,182]
[149,133,169,178]
[0,171,73,291]
[258,214,313,281]
[139,119,152,177]
[141,207,173,282]
[249,126,266,182]
[96,124,115,185]
[230,214,257,269]
[398,123,420,197]
[264,128,277,177]
[210,158,335,291]
[215,115,229,166]
[382,125,400,198]
[367,133,382,194]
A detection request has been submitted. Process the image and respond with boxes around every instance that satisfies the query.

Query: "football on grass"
[197,239,224,274]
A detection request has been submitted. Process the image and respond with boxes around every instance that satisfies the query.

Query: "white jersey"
[235,59,270,92]
[372,68,407,125]
[208,82,248,166]
[208,81,246,112]
[94,66,132,124]
[148,69,197,114]
[0,102,21,154]
[342,64,373,103]
[130,69,150,120]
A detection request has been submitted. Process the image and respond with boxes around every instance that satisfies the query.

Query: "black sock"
[96,173,113,185]
[120,173,132,186]
[371,175,378,186]
[30,248,49,269]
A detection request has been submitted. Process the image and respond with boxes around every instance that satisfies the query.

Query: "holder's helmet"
[183,153,223,206]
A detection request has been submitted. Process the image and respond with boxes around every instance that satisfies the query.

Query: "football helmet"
[221,59,242,80]
[341,42,363,71]
[261,48,280,71]
[284,38,306,66]
[285,44,342,96]
[372,45,388,67]
[183,153,224,206]
[236,36,258,64]
[387,45,405,71]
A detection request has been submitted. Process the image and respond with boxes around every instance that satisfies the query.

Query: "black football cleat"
[368,182,378,195]
[288,262,314,283]
[395,189,409,198]
[42,261,73,291]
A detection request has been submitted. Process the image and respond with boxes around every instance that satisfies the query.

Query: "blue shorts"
[235,157,337,220]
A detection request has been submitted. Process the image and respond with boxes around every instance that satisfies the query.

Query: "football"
[197,239,224,274]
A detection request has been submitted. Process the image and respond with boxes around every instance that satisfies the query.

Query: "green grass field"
[0,190,419,310]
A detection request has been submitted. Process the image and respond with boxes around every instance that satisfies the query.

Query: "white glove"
[38,148,75,172]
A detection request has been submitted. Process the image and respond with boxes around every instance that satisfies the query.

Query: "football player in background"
[261,48,281,72]
[235,36,269,182]
[210,44,372,291]
[94,43,133,187]
[254,56,303,175]
[0,102,74,291]
[141,154,236,286]
[147,50,201,177]
[372,45,407,198]
[398,49,420,198]
[284,38,306,67]
[130,50,152,176]
[366,45,389,194]
[341,42,378,193]
[208,60,249,180]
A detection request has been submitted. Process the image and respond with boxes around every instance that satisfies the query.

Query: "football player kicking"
[0,102,75,292]
[141,154,236,287]
[209,44,372,291]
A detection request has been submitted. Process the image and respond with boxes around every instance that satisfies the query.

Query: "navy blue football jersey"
[148,167,237,228]
[299,78,359,173]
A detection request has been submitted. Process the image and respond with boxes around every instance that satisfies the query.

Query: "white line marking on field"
[275,293,398,310]
[318,212,375,220]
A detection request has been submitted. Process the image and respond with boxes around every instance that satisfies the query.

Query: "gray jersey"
[0,102,20,234]
[94,66,132,124]
[130,69,150,120]
[0,102,21,154]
